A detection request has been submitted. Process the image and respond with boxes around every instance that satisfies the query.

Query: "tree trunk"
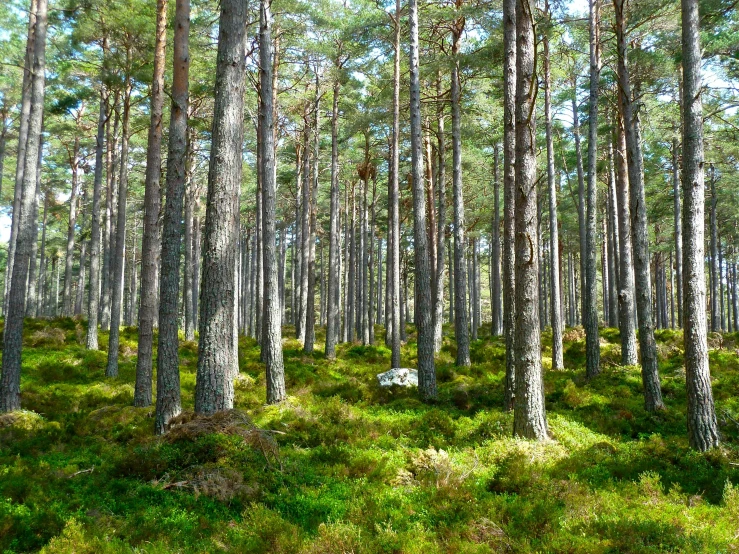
[451,20,470,367]
[86,80,108,349]
[388,0,401,368]
[100,95,119,331]
[614,0,663,411]
[155,0,189,432]
[136,0,168,407]
[297,120,310,344]
[38,191,48,317]
[709,165,719,332]
[26,136,42,317]
[572,91,585,326]
[195,0,248,413]
[512,0,547,440]
[63,136,81,316]
[672,138,683,327]
[4,0,38,318]
[502,0,516,410]
[544,10,563,370]
[681,0,719,451]
[74,239,87,315]
[491,144,502,336]
[409,0,436,399]
[583,0,601,378]
[304,91,319,354]
[433,78,446,352]
[258,0,287,404]
[614,120,638,365]
[0,0,47,412]
[105,61,132,379]
[184,137,196,341]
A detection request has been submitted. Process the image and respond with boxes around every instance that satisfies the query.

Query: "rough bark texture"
[409,0,436,400]
[584,0,601,379]
[388,0,401,369]
[512,0,548,440]
[259,0,287,404]
[614,119,638,366]
[325,67,342,359]
[572,91,585,326]
[63,136,80,317]
[672,138,682,327]
[681,0,719,451]
[86,82,108,349]
[543,13,563,371]
[614,0,664,411]
[433,78,446,352]
[451,23,470,368]
[502,0,516,410]
[304,95,319,354]
[491,145,502,336]
[195,0,248,413]
[0,0,47,412]
[136,0,168,408]
[155,0,189,433]
[105,66,132,379]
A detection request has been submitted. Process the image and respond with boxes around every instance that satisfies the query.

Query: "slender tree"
[681,0,719,451]
[512,0,548,440]
[155,0,189,432]
[135,0,168,408]
[0,0,48,412]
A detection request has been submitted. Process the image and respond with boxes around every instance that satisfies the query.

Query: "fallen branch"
[69,466,94,478]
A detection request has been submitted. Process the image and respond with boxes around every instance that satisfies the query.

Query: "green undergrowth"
[1,317,739,552]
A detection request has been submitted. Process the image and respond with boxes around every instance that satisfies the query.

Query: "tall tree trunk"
[86,79,108,349]
[258,0,287,404]
[304,91,319,354]
[681,0,719,451]
[607,143,620,328]
[155,0,189,431]
[100,95,119,330]
[26,136,42,317]
[512,0,547,440]
[63,136,81,316]
[325,61,341,354]
[0,0,47,412]
[709,165,719,332]
[136,0,168,407]
[614,120,638,365]
[502,0,516,409]
[433,76,446,352]
[451,18,470,367]
[74,239,87,315]
[614,0,663,411]
[572,90,585,326]
[4,0,38,317]
[297,119,310,344]
[584,0,601,378]
[37,191,48,317]
[672,138,682,327]
[195,0,248,413]
[105,60,132,379]
[544,9,563,370]
[388,1,401,368]
[491,144,502,335]
[183,132,196,341]
[409,0,436,399]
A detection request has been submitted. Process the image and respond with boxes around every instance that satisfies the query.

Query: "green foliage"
[2,320,739,552]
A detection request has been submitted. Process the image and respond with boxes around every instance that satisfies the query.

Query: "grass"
[1,317,739,552]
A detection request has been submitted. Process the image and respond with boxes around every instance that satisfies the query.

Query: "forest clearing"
[1,0,739,550]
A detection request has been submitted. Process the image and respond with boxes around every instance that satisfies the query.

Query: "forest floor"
[2,319,739,553]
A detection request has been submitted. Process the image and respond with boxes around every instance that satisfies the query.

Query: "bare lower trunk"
[502,0,516,410]
[136,0,168,408]
[0,0,47,412]
[388,0,401,368]
[105,70,132,379]
[615,0,663,411]
[409,0,436,399]
[155,0,189,432]
[681,0,719,451]
[63,137,80,316]
[195,0,247,413]
[512,0,547,440]
[258,0,287,404]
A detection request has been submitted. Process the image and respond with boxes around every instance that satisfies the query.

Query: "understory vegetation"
[2,318,739,553]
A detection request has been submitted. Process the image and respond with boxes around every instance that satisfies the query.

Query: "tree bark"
[512,0,548,440]
[672,138,683,327]
[433,79,446,352]
[584,0,601,378]
[136,0,168,407]
[451,19,470,367]
[0,0,47,412]
[502,0,516,410]
[614,120,638,365]
[543,8,563,370]
[63,135,81,316]
[614,0,663,411]
[155,0,189,432]
[105,60,132,379]
[681,0,719,451]
[409,0,436,399]
[258,0,287,404]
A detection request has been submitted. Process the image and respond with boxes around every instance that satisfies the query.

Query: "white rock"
[377,368,418,388]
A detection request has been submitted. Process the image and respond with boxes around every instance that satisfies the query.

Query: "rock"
[377,368,418,388]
